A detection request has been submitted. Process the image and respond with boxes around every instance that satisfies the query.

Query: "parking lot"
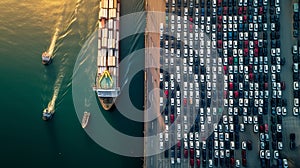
[145,0,300,168]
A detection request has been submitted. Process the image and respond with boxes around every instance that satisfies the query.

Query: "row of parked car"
[158,0,292,168]
[292,3,300,116]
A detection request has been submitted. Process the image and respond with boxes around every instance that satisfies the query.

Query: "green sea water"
[0,0,145,167]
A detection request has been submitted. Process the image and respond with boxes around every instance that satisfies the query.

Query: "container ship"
[94,0,120,110]
[42,51,52,65]
[81,111,90,128]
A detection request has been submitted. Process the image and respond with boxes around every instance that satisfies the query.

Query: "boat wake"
[45,69,64,114]
[47,27,60,57]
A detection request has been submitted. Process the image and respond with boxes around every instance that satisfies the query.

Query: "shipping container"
[101,0,108,8]
[102,37,108,47]
[102,28,108,38]
[98,39,101,50]
[109,8,116,18]
[108,38,115,48]
[108,56,116,66]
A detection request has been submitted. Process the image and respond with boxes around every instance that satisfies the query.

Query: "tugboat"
[42,51,52,65]
[95,0,120,110]
[42,108,54,121]
[81,111,90,128]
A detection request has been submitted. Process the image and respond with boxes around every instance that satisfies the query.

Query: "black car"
[277,132,283,141]
[294,22,299,29]
[247,140,252,150]
[290,133,296,150]
[294,72,299,81]
[294,13,299,22]
[271,116,276,124]
[270,32,275,40]
[269,6,275,15]
[165,149,169,158]
[272,141,277,150]
[294,90,299,98]
[277,115,282,124]
[294,30,299,38]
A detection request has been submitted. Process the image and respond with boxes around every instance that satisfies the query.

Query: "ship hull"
[42,58,52,65]
[42,108,54,121]
[98,97,116,111]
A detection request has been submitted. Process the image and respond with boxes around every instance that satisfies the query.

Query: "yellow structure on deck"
[98,70,113,89]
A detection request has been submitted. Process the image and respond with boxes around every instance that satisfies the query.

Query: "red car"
[218,16,222,23]
[254,48,259,57]
[264,83,268,90]
[217,40,222,48]
[189,17,193,22]
[228,57,233,65]
[249,73,254,81]
[196,159,201,167]
[177,140,181,148]
[230,157,235,166]
[244,41,249,48]
[234,91,239,99]
[218,0,222,6]
[223,66,228,74]
[189,24,193,33]
[244,48,249,57]
[242,150,246,158]
[281,81,286,90]
[184,149,188,158]
[229,82,233,91]
[242,158,247,167]
[183,98,187,106]
[259,7,263,14]
[243,7,247,14]
[170,114,174,123]
[254,40,258,47]
[265,124,269,133]
[190,158,195,167]
[249,65,253,73]
[259,124,265,132]
[217,24,222,31]
[243,15,248,23]
[164,90,169,97]
[224,91,228,99]
[190,149,194,156]
[223,7,228,15]
[238,7,243,15]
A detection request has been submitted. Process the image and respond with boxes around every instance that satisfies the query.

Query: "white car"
[265,150,270,160]
[295,98,299,107]
[160,141,164,150]
[165,133,169,141]
[293,107,299,116]
[295,82,299,91]
[278,141,283,150]
[283,158,288,168]
[242,141,247,150]
[260,150,265,158]
[240,123,245,132]
[254,124,258,133]
[274,150,279,159]
[277,124,282,132]
[282,107,287,116]
[230,141,235,150]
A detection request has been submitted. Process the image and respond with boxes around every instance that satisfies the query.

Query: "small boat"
[81,112,90,128]
[42,51,52,65]
[42,108,54,121]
